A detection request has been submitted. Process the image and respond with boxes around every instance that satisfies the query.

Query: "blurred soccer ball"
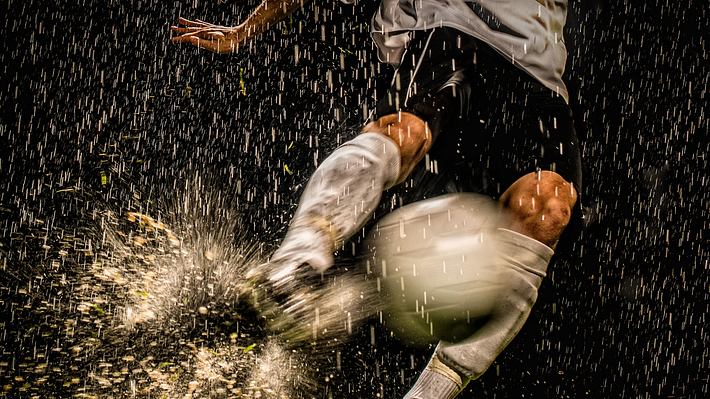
[364,193,508,343]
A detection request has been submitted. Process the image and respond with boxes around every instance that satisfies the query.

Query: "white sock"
[404,354,466,399]
[271,132,401,274]
[435,228,554,380]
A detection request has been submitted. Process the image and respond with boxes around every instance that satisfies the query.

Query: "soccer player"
[172,1,583,397]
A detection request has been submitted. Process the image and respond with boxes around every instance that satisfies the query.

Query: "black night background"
[0,0,707,397]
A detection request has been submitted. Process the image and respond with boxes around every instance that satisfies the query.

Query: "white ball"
[364,193,508,343]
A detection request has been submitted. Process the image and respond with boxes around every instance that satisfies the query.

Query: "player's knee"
[500,171,577,247]
[362,112,432,182]
[539,197,573,231]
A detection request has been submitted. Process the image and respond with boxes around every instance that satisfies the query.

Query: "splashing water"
[62,181,378,397]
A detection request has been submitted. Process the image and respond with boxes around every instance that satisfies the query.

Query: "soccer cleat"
[246,258,325,343]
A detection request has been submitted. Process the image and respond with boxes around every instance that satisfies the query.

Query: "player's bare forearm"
[171,0,311,53]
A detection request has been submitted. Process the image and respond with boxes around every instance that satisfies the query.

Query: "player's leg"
[404,30,583,399]
[414,173,577,398]
[499,170,578,248]
[406,175,578,398]
[267,28,461,288]
[266,113,431,288]
[362,112,433,181]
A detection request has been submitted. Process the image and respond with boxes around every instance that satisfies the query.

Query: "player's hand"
[170,17,249,54]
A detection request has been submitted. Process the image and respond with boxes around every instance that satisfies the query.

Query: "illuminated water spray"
[67,182,376,397]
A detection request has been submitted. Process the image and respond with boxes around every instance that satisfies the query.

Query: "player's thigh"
[473,72,582,246]
[365,28,476,182]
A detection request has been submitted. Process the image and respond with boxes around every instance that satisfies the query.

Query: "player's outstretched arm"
[171,0,311,53]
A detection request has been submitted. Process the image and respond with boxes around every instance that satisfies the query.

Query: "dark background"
[0,0,707,397]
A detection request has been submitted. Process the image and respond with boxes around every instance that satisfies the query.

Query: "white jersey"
[370,0,570,103]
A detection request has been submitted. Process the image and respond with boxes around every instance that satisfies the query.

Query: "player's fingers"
[172,28,236,52]
[170,26,207,34]
[177,28,228,40]
[176,37,219,52]
[171,29,218,41]
[171,34,215,49]
[205,31,225,39]
[192,38,223,53]
[178,17,211,27]
[170,35,199,45]
[195,19,223,28]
